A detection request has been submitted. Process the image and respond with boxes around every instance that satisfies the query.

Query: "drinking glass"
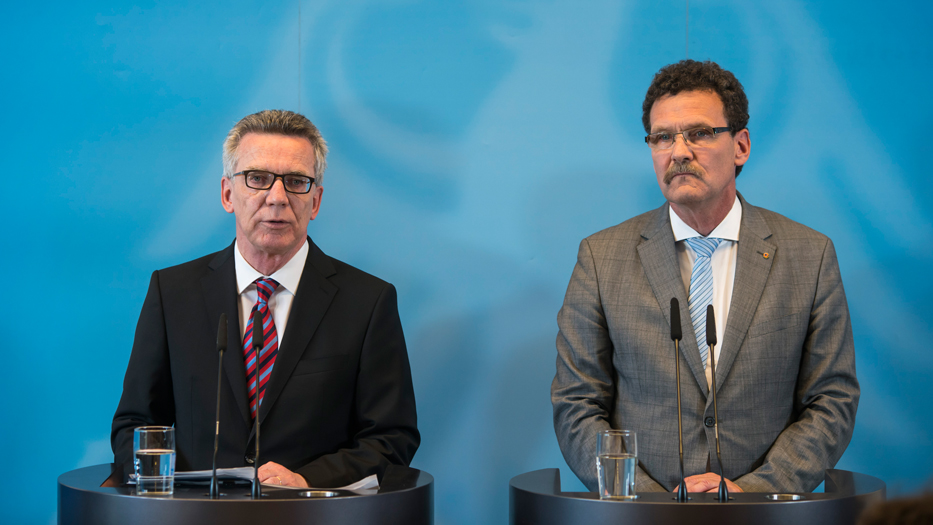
[134,426,176,496]
[596,429,637,500]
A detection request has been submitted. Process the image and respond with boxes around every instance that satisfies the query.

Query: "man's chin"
[246,232,304,258]
[664,186,709,206]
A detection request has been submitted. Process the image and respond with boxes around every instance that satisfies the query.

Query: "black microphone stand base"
[717,480,731,502]
[676,483,689,503]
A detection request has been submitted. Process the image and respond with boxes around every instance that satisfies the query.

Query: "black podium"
[510,468,885,525]
[58,464,433,525]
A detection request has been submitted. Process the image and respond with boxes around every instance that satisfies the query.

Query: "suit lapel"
[636,204,709,395]
[715,194,775,391]
[254,238,338,427]
[200,242,251,427]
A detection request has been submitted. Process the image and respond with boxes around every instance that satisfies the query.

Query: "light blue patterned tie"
[685,237,723,369]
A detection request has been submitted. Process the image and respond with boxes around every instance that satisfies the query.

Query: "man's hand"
[258,461,309,488]
[674,472,744,493]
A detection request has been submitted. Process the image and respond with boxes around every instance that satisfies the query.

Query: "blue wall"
[3,1,932,523]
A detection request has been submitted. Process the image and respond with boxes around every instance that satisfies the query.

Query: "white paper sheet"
[134,468,381,493]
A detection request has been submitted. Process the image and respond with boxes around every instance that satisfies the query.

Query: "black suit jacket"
[112,238,419,487]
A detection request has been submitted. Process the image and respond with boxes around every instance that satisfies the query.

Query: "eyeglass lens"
[647,127,719,149]
[243,171,313,193]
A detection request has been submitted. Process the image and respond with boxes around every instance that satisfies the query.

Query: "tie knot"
[685,237,723,258]
[254,277,279,303]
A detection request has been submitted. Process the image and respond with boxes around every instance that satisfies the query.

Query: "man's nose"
[266,178,289,203]
[670,133,694,164]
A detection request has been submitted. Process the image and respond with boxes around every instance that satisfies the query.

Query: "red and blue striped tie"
[243,277,279,420]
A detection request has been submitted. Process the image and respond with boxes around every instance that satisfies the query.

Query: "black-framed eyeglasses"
[645,126,732,150]
[232,170,315,194]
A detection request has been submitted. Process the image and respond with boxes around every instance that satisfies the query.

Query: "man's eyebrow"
[650,121,713,133]
[241,166,312,176]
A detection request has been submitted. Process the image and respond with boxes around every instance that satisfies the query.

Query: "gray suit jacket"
[551,194,859,493]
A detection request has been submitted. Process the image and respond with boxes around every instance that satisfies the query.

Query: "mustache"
[664,162,703,185]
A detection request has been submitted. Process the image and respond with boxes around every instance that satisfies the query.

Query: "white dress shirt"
[670,196,742,388]
[233,239,309,347]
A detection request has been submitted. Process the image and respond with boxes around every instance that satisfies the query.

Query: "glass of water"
[133,426,176,496]
[596,429,637,500]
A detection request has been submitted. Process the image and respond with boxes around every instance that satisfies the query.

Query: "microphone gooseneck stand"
[251,315,263,499]
[670,298,689,503]
[706,305,729,502]
[209,314,228,499]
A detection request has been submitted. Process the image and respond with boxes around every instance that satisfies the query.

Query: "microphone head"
[252,313,263,350]
[670,298,682,341]
[216,313,228,353]
[706,304,717,346]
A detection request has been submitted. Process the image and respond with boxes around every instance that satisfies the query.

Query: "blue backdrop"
[3,1,932,523]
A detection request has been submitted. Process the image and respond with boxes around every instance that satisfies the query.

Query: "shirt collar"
[669,195,742,242]
[233,239,309,295]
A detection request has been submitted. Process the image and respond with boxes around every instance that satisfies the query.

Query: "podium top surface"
[510,468,885,505]
[59,463,432,500]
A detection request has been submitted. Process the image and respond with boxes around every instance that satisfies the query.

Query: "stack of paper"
[131,468,380,493]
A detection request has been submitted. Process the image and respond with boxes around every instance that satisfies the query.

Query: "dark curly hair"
[642,60,749,175]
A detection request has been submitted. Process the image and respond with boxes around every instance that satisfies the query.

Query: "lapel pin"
[763,252,770,259]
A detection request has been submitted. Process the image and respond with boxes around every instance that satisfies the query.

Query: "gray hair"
[222,109,329,185]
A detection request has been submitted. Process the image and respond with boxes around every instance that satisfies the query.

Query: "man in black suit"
[112,110,419,488]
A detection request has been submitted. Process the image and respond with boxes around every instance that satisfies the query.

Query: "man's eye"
[246,172,273,186]
[693,129,710,138]
[658,133,673,142]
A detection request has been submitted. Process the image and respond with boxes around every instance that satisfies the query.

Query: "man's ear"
[221,176,235,213]
[308,185,323,221]
[734,128,750,167]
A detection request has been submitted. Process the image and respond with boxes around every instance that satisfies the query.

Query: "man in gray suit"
[551,60,859,494]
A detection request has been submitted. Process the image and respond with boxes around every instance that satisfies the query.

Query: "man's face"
[221,133,323,261]
[649,90,749,210]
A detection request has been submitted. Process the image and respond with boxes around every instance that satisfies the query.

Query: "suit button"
[704,417,715,427]
[245,455,255,465]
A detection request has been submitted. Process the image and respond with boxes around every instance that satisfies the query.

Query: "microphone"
[210,314,227,499]
[670,298,682,341]
[251,313,263,499]
[670,298,688,503]
[706,305,729,502]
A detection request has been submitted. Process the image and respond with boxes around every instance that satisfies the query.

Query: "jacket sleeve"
[551,239,666,493]
[111,271,176,466]
[293,283,420,487]
[734,239,860,492]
